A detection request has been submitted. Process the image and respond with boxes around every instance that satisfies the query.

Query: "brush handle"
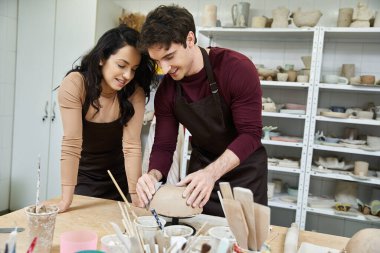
[150,208,164,230]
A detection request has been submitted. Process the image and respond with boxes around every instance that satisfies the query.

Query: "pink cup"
[60,230,98,253]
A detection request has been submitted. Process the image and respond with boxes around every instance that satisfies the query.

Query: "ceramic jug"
[231,2,250,27]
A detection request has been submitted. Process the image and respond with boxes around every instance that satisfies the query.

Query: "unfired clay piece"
[344,228,380,253]
[150,185,203,218]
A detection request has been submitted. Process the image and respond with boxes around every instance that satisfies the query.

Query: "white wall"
[113,0,380,28]
[0,0,17,212]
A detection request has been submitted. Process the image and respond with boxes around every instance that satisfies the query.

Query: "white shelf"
[313,144,380,157]
[269,165,300,174]
[318,83,380,93]
[269,197,298,210]
[262,139,303,148]
[310,170,380,186]
[261,80,309,88]
[198,27,315,40]
[263,112,306,119]
[306,207,380,224]
[323,27,380,41]
[315,116,380,126]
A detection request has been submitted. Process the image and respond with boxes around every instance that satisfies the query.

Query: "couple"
[58,5,267,217]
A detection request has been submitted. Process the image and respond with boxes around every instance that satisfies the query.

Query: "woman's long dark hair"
[67,24,157,125]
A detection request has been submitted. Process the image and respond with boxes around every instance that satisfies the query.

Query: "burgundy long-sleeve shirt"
[149,47,262,177]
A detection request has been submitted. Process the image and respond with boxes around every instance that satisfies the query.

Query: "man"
[136,5,267,216]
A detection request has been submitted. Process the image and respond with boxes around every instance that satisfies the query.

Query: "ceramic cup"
[25,205,59,253]
[208,226,236,249]
[287,70,297,82]
[354,161,369,176]
[360,75,375,85]
[323,75,348,84]
[277,72,289,82]
[341,64,355,79]
[202,4,217,27]
[164,225,194,239]
[251,16,267,28]
[337,8,354,27]
[272,179,283,194]
[297,75,308,83]
[268,182,275,199]
[101,234,128,253]
[134,216,167,244]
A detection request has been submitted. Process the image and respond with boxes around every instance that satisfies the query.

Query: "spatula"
[219,182,234,199]
[222,198,249,249]
[233,187,257,250]
[253,202,270,250]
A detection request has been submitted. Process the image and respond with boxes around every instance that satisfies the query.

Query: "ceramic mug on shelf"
[341,64,355,79]
[202,4,217,27]
[297,75,308,83]
[354,161,369,176]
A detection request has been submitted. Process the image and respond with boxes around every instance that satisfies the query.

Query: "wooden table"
[0,195,349,252]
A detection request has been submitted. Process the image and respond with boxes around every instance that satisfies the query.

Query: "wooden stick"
[132,222,145,252]
[107,170,131,208]
[217,190,226,216]
[117,202,133,236]
[194,221,208,237]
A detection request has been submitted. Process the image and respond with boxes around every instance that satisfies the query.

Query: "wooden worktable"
[0,195,349,252]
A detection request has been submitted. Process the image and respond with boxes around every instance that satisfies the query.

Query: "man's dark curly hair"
[139,5,197,51]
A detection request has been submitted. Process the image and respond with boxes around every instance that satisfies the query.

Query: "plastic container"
[60,230,98,253]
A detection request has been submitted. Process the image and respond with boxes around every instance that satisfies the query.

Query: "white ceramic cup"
[277,72,289,82]
[297,75,309,83]
[101,234,129,253]
[354,161,369,176]
[164,225,194,239]
[134,216,166,244]
[268,182,275,199]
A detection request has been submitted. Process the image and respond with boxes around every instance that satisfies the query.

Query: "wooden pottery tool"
[222,198,249,249]
[219,182,234,199]
[233,187,258,250]
[253,202,270,250]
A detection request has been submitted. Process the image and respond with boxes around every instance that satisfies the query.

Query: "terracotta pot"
[292,8,322,27]
[360,75,375,85]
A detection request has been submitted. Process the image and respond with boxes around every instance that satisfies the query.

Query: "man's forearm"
[205,149,240,181]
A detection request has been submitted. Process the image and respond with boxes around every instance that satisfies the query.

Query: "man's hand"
[136,169,162,207]
[57,185,75,213]
[177,166,217,209]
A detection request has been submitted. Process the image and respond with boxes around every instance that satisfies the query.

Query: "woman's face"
[100,44,141,91]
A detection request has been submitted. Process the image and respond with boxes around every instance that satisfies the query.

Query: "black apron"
[173,47,268,216]
[75,112,129,201]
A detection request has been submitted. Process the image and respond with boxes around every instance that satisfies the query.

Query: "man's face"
[148,33,195,80]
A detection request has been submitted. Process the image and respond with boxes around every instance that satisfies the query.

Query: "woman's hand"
[136,169,162,207]
[57,185,75,213]
[130,193,144,208]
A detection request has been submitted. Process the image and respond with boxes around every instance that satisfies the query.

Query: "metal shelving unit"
[178,27,380,236]
[302,27,380,235]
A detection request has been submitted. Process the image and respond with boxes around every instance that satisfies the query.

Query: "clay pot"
[360,75,375,85]
[291,8,322,27]
[341,64,355,79]
[354,161,369,176]
[287,70,297,82]
[337,8,353,27]
[202,4,217,27]
[251,16,267,28]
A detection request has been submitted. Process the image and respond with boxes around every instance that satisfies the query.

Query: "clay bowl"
[150,185,203,218]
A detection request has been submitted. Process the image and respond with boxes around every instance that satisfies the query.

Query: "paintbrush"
[150,208,164,231]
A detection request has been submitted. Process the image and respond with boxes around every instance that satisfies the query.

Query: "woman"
[57,25,157,212]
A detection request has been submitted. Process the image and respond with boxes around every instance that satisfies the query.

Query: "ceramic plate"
[279,109,306,115]
[320,111,349,119]
[351,83,380,87]
[360,146,380,151]
[340,139,366,145]
[351,175,370,181]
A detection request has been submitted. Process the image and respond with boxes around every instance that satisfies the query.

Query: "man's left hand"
[176,167,217,208]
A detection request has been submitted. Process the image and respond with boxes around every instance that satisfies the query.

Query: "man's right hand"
[57,185,75,213]
[136,169,162,207]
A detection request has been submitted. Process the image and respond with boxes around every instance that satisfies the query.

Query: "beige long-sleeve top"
[58,72,144,193]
